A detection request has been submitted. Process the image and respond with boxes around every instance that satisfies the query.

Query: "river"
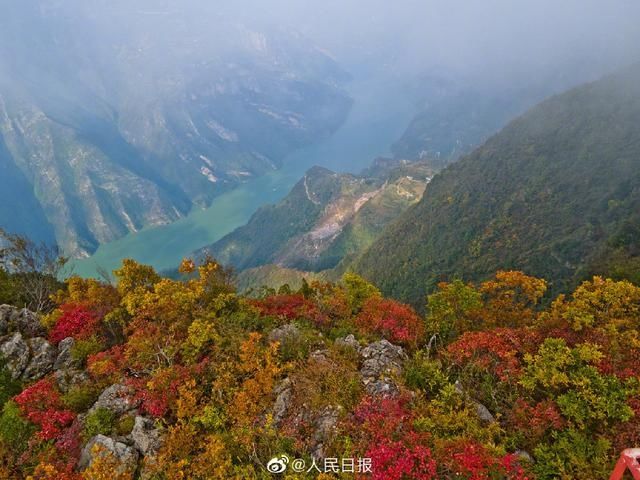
[72,74,418,277]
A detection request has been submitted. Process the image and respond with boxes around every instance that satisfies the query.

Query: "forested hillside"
[198,159,432,275]
[354,63,640,307]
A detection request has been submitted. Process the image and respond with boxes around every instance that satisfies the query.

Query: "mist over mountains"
[1,0,639,265]
[0,1,352,255]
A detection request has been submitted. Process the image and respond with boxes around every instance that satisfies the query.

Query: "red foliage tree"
[445,328,538,381]
[252,294,324,324]
[48,303,101,345]
[14,379,75,441]
[353,395,436,480]
[356,297,425,348]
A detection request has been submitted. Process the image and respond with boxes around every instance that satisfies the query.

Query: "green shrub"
[83,407,116,439]
[0,361,22,408]
[403,351,450,397]
[0,401,34,453]
[71,335,104,364]
[62,384,100,413]
[116,415,136,436]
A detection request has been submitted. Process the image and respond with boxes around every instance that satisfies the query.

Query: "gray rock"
[0,305,46,338]
[268,323,301,345]
[311,406,342,460]
[131,416,163,455]
[22,337,56,381]
[360,340,407,378]
[475,401,495,423]
[54,337,81,371]
[0,332,29,379]
[309,349,330,363]
[55,368,91,393]
[515,450,534,463]
[335,334,361,351]
[359,340,407,396]
[365,379,400,397]
[79,434,139,473]
[273,378,292,426]
[90,384,139,416]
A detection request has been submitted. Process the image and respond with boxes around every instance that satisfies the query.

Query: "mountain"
[0,1,351,256]
[354,63,640,307]
[197,158,433,279]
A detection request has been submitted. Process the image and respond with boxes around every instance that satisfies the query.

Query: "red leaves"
[48,303,100,345]
[129,366,192,418]
[353,395,436,480]
[367,434,437,480]
[356,297,424,348]
[253,294,322,322]
[440,440,530,480]
[14,379,75,441]
[445,328,537,381]
[87,345,125,382]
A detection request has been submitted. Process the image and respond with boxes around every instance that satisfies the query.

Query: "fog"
[218,0,640,82]
[3,0,640,92]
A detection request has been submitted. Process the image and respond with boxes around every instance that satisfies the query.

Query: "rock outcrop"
[0,306,55,381]
[79,434,139,474]
[359,339,407,396]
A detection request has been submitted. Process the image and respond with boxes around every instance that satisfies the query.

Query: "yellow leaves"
[82,444,134,480]
[177,379,199,420]
[562,276,640,331]
[190,434,233,480]
[178,258,196,274]
[479,270,547,328]
[232,333,282,428]
[184,316,220,360]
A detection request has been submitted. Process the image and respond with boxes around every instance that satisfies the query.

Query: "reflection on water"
[72,76,417,277]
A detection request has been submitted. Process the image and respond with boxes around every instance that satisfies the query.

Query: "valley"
[72,75,419,277]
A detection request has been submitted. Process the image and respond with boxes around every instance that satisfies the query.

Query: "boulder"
[475,401,495,423]
[0,305,46,337]
[54,337,81,371]
[55,368,91,393]
[131,416,163,456]
[272,378,292,426]
[359,339,407,396]
[79,434,139,474]
[311,406,342,460]
[268,323,301,345]
[22,337,56,381]
[335,334,361,352]
[0,332,29,379]
[89,384,139,416]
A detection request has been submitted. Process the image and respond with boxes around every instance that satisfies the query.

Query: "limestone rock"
[0,332,29,379]
[89,384,139,416]
[0,305,46,337]
[55,368,91,393]
[273,378,292,426]
[131,416,163,456]
[79,434,139,474]
[22,337,56,381]
[335,334,361,352]
[54,337,81,371]
[311,406,342,460]
[359,339,407,396]
[268,323,301,345]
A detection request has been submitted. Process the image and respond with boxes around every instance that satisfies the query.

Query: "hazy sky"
[2,0,640,101]
[209,0,640,79]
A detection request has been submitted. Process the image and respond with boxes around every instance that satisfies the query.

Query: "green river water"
[72,76,417,278]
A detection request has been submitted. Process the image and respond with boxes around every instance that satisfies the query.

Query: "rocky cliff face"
[0,1,352,256]
[197,158,433,279]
